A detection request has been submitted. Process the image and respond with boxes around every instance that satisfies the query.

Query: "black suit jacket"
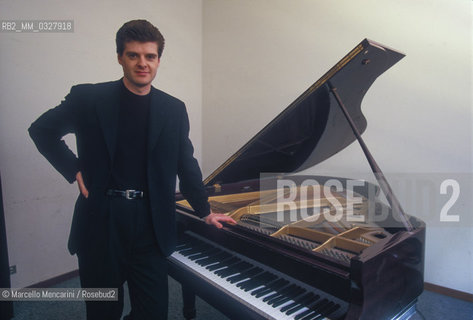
[29,80,210,257]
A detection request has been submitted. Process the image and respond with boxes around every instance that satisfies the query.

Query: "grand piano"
[168,39,425,320]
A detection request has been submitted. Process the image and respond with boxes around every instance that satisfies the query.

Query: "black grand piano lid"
[204,39,405,187]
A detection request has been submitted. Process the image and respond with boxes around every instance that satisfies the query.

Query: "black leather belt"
[106,189,145,200]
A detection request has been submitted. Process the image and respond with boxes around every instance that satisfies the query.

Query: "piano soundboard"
[176,184,391,266]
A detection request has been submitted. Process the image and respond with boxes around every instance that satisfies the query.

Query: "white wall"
[0,0,203,288]
[202,0,472,294]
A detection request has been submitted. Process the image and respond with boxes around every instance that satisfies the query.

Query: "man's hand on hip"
[204,212,237,229]
[76,171,89,198]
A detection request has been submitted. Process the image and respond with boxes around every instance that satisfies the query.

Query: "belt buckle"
[125,189,135,200]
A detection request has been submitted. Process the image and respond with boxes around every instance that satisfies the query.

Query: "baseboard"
[26,269,79,288]
[424,282,473,303]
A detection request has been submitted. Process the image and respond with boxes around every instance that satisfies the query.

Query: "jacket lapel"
[147,87,167,155]
[95,80,122,162]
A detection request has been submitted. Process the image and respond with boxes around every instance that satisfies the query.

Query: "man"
[28,19,235,319]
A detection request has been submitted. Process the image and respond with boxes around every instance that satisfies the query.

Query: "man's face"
[118,41,160,93]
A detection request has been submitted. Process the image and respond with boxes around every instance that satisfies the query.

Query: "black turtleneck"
[109,81,151,191]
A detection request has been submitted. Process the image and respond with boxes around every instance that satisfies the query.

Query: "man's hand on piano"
[204,212,237,229]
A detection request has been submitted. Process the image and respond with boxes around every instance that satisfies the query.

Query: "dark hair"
[116,20,165,58]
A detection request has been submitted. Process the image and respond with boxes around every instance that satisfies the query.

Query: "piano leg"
[182,286,196,320]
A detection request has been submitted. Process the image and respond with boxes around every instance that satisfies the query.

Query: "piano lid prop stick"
[327,81,414,232]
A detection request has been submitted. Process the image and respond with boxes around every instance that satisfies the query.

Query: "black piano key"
[180,242,212,257]
[260,280,290,301]
[271,286,306,307]
[234,261,253,272]
[247,275,279,293]
[277,287,307,307]
[252,278,285,298]
[215,261,252,277]
[251,275,284,298]
[300,312,318,320]
[188,247,221,261]
[260,290,280,301]
[305,302,339,320]
[299,309,321,320]
[293,299,325,320]
[294,308,315,320]
[230,262,253,275]
[225,267,253,283]
[184,245,212,256]
[294,299,330,320]
[265,284,302,307]
[237,272,277,291]
[177,241,205,254]
[286,304,308,317]
[237,271,272,289]
[300,301,335,320]
[268,284,300,306]
[216,258,244,271]
[188,252,213,262]
[317,303,340,319]
[255,279,289,302]
[265,283,298,304]
[227,266,262,284]
[196,251,231,266]
[205,254,235,270]
[206,256,240,271]
[220,262,253,278]
[250,277,280,296]
[309,299,332,314]
[283,293,319,315]
[206,257,241,273]
[281,296,307,314]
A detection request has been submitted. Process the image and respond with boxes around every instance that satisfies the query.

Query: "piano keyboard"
[169,231,348,320]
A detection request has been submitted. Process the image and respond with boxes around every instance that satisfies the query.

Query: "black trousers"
[77,196,168,320]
